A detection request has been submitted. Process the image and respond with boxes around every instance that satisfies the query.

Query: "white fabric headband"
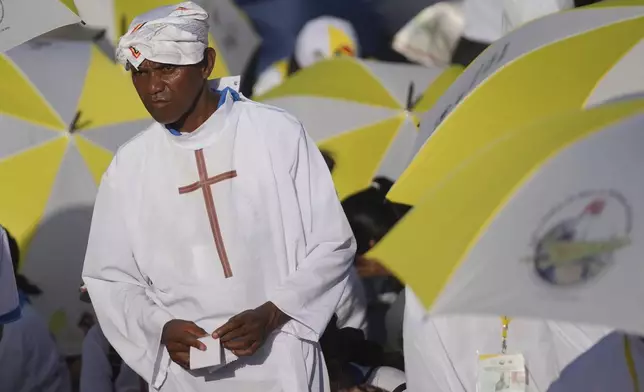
[116,2,209,70]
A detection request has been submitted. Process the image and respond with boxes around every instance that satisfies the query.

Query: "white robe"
[0,301,72,392]
[335,268,368,333]
[82,83,356,392]
[403,288,611,392]
[548,332,644,392]
[81,324,145,392]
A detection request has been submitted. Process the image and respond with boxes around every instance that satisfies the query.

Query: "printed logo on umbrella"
[531,190,632,286]
[0,0,5,27]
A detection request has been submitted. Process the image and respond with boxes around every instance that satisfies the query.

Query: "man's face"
[130,49,214,125]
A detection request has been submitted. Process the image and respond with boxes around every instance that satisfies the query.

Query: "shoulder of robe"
[103,123,161,181]
[236,99,304,142]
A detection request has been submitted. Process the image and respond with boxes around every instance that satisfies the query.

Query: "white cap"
[365,366,407,391]
[294,16,359,69]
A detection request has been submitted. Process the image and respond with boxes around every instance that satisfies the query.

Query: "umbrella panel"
[320,115,406,199]
[371,99,644,314]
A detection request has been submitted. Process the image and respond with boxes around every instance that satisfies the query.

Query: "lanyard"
[624,335,640,392]
[501,316,512,354]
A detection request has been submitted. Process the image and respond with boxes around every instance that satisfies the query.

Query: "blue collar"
[166,87,241,136]
[0,304,21,324]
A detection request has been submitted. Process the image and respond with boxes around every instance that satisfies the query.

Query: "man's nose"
[148,72,165,95]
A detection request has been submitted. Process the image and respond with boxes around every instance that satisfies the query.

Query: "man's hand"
[213,302,290,357]
[161,319,208,369]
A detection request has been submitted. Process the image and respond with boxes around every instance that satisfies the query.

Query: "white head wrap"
[116,2,209,70]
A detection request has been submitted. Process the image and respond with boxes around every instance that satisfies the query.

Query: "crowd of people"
[3,164,643,392]
[1,0,641,392]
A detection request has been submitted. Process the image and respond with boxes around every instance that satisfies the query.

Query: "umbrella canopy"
[387,2,644,205]
[0,38,150,353]
[371,97,644,333]
[73,0,260,76]
[257,57,463,199]
[0,0,80,53]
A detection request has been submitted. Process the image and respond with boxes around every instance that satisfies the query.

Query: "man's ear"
[203,47,216,79]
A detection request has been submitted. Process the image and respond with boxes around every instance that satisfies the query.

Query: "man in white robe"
[82,3,356,392]
[403,287,611,392]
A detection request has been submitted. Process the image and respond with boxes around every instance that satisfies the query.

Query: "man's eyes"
[132,65,175,75]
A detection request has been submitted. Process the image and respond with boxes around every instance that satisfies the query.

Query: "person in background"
[6,228,43,300]
[0,226,72,392]
[0,226,21,341]
[320,149,369,334]
[79,284,147,392]
[341,178,405,348]
[252,15,361,96]
[402,287,611,392]
[547,331,644,391]
[450,0,502,67]
[321,315,405,392]
[451,0,602,67]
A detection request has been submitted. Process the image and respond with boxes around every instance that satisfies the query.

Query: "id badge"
[476,353,526,392]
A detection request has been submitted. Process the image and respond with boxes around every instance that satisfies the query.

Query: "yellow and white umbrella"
[388,1,644,205]
[73,0,260,76]
[257,57,463,199]
[371,97,644,333]
[0,38,150,353]
[0,0,80,53]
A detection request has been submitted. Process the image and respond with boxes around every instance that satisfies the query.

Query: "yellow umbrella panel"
[258,57,462,199]
[388,3,644,205]
[371,98,644,333]
[0,38,150,354]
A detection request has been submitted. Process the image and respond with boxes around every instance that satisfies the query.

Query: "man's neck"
[172,88,221,133]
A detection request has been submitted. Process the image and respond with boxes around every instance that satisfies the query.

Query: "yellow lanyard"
[624,335,640,392]
[501,316,512,354]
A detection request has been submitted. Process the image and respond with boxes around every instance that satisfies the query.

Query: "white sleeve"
[269,125,357,342]
[82,165,173,390]
[335,268,368,333]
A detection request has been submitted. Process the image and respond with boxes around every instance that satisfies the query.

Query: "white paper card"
[189,335,239,371]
